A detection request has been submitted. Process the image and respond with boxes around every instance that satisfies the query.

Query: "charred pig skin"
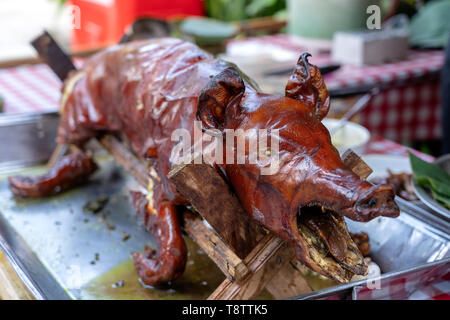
[9,39,399,285]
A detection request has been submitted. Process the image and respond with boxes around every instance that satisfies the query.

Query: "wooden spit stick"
[168,156,314,299]
[31,31,76,168]
[99,135,152,188]
[30,30,76,82]
[46,143,68,168]
[209,235,291,300]
[183,211,249,282]
[342,149,373,179]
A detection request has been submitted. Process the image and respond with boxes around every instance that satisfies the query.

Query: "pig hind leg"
[130,184,187,286]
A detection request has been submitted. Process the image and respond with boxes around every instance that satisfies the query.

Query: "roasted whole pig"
[9,38,399,286]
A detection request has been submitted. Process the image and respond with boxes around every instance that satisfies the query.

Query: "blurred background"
[0,0,449,156]
[0,0,449,301]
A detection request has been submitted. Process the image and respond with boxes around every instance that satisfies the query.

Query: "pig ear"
[285,53,330,120]
[197,67,245,130]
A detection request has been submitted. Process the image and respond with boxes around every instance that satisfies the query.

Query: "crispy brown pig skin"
[196,53,399,280]
[47,38,398,283]
[9,152,97,198]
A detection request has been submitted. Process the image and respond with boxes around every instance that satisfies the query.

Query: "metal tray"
[0,112,59,172]
[0,112,448,300]
[293,200,449,300]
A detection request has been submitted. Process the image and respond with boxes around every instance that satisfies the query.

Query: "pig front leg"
[130,187,187,287]
[8,151,97,198]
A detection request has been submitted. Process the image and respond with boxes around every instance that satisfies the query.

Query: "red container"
[135,0,204,20]
[70,0,204,51]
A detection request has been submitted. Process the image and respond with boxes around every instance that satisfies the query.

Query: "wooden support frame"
[209,235,288,300]
[96,134,317,298]
[97,135,251,282]
[168,159,263,259]
[98,136,371,300]
[342,149,373,179]
[167,156,314,299]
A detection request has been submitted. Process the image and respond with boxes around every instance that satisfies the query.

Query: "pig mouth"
[296,205,367,283]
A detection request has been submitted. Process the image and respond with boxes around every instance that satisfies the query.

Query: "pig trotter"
[8,152,97,198]
[130,191,187,286]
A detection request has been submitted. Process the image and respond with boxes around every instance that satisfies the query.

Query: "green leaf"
[415,175,450,195]
[430,189,450,209]
[409,152,450,185]
[409,151,450,209]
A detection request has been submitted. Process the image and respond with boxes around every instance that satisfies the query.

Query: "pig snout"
[350,184,400,221]
[296,168,400,223]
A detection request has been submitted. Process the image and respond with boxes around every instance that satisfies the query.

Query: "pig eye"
[367,198,377,207]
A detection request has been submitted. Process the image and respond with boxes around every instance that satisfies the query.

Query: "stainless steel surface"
[294,258,450,300]
[0,112,448,300]
[292,207,449,300]
[412,154,450,220]
[396,197,449,235]
[0,157,153,299]
[346,208,449,272]
[0,213,71,299]
[0,112,59,172]
[1,161,449,300]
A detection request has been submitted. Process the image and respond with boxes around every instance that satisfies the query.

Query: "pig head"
[196,54,399,282]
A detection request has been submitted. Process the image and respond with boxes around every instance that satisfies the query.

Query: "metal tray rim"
[291,257,450,300]
[0,213,72,300]
[0,112,448,300]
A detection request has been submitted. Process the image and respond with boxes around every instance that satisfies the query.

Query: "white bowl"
[322,118,371,155]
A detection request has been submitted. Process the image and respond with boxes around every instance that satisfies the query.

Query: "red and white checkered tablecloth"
[351,260,449,300]
[408,273,450,300]
[227,34,444,142]
[359,81,441,142]
[0,63,61,113]
[0,49,447,300]
[364,136,436,161]
[321,262,449,300]
[0,36,445,142]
